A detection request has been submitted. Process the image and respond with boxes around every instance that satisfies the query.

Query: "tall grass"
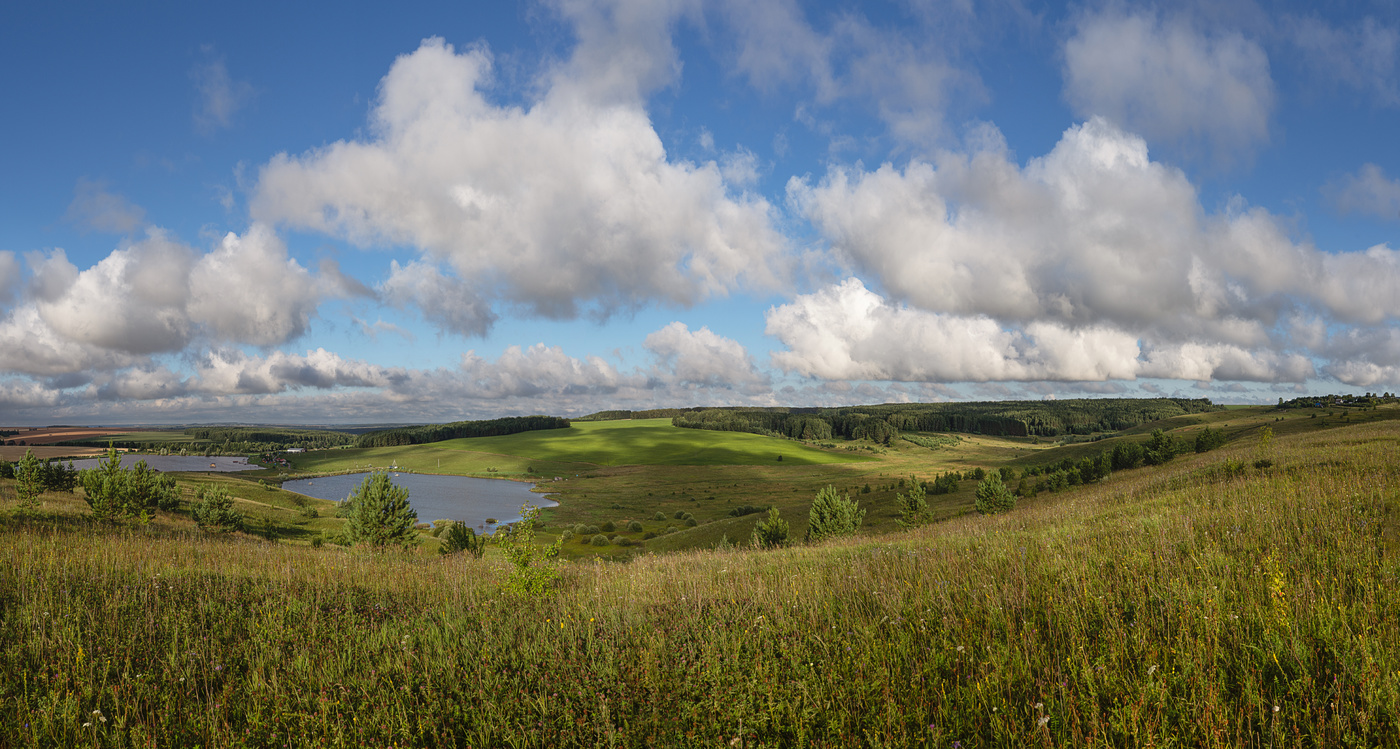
[1,422,1398,746]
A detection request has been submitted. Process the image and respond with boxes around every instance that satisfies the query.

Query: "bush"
[974,473,1015,515]
[590,533,609,547]
[727,505,767,518]
[751,507,789,549]
[653,511,667,521]
[626,520,643,532]
[643,531,657,540]
[806,485,865,543]
[344,472,418,549]
[192,485,244,533]
[684,517,697,527]
[601,520,616,532]
[439,521,487,558]
[673,510,686,520]
[497,503,562,596]
[79,448,181,520]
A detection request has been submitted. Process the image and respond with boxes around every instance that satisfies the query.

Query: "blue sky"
[2,0,1399,425]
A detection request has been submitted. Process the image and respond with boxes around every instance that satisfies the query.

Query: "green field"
[2,410,1398,745]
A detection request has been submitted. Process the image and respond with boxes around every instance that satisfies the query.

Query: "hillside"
[1,415,1398,745]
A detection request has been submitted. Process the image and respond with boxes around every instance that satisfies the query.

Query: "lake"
[68,455,256,472]
[280,472,554,530]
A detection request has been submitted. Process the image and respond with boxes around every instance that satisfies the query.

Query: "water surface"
[281,472,552,530]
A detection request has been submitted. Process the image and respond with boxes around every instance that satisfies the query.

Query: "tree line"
[672,398,1221,442]
[355,415,571,448]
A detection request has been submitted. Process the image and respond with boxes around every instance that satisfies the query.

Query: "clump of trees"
[80,448,180,520]
[356,416,570,448]
[896,476,931,528]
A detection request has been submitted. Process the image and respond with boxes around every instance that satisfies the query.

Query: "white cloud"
[1326,164,1400,220]
[64,178,146,234]
[786,118,1400,384]
[380,260,495,337]
[1063,9,1273,161]
[644,321,768,389]
[191,50,254,134]
[1,225,338,378]
[719,0,979,148]
[0,251,19,305]
[251,36,784,324]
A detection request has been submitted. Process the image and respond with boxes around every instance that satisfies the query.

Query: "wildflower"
[1147,665,1158,676]
[1273,705,1280,713]
[1037,716,1050,728]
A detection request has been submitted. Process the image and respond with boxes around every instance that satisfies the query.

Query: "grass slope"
[2,419,1398,745]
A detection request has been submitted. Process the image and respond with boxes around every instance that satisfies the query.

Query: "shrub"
[751,507,789,549]
[684,517,697,527]
[344,472,419,549]
[806,485,865,543]
[617,537,634,547]
[643,531,657,540]
[439,521,487,558]
[673,510,686,520]
[496,503,562,596]
[626,520,643,532]
[601,520,616,532]
[974,473,1015,515]
[727,505,766,518]
[590,533,609,547]
[665,525,678,534]
[192,485,244,533]
[653,511,667,521]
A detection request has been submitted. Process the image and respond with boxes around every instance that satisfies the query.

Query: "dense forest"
[354,415,571,448]
[575,408,707,421]
[672,398,1222,441]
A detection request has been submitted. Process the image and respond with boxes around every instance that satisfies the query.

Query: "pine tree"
[806,485,865,542]
[896,475,931,529]
[192,485,245,533]
[14,448,43,508]
[751,507,790,549]
[974,473,1016,515]
[344,472,419,549]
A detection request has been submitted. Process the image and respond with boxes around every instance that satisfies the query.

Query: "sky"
[2,0,1399,425]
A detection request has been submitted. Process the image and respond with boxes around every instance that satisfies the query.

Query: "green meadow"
[2,406,1399,745]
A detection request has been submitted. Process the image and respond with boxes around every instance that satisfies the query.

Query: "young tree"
[439,521,487,558]
[806,485,865,542]
[14,448,43,508]
[344,471,419,549]
[896,476,931,529]
[192,485,245,533]
[751,506,790,549]
[974,472,1015,515]
[495,503,561,596]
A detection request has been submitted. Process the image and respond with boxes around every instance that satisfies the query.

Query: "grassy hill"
[2,413,1399,744]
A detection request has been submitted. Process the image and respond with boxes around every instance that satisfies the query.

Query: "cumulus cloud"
[191,49,254,134]
[0,224,340,379]
[1063,9,1273,161]
[1326,163,1400,220]
[644,321,768,389]
[251,35,784,324]
[786,118,1400,384]
[64,178,147,234]
[0,251,19,305]
[380,260,495,337]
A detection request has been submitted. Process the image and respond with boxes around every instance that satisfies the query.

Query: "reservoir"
[281,472,554,530]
